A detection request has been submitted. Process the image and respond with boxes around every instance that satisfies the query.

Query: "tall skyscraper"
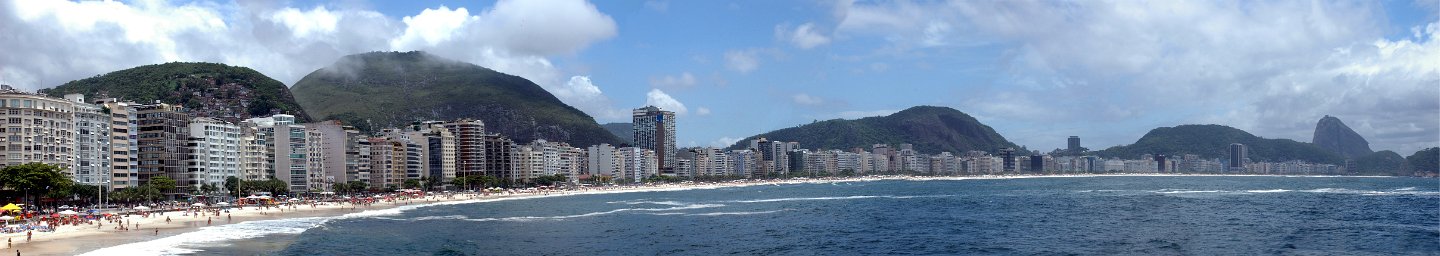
[1229,143,1247,172]
[632,106,676,170]
[135,102,190,188]
[1068,136,1080,151]
[999,148,1016,173]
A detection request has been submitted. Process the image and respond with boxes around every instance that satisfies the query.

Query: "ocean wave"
[688,209,792,216]
[725,195,950,203]
[458,203,727,222]
[79,216,330,256]
[1243,189,1291,193]
[1299,188,1440,196]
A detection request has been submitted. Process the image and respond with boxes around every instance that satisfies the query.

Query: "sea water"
[85,176,1439,255]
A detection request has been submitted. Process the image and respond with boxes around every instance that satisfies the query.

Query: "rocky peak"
[1312,115,1373,158]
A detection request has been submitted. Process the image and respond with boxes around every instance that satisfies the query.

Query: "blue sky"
[2,0,1438,154]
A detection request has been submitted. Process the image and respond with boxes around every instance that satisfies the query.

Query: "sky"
[1,0,1437,155]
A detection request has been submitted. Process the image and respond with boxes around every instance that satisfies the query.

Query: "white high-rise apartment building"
[186,117,240,189]
[245,114,325,192]
[66,94,111,185]
[586,144,618,178]
[96,98,139,189]
[0,86,76,171]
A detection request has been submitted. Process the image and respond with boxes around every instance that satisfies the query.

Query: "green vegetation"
[1407,147,1438,174]
[0,163,73,207]
[41,62,310,122]
[727,106,1019,154]
[1349,150,1409,175]
[1095,124,1344,164]
[291,51,622,147]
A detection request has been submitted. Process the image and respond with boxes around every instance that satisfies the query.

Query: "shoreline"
[16,173,1424,255]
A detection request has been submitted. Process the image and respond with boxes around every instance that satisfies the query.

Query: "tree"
[346,181,368,193]
[0,163,73,207]
[149,176,177,194]
[403,179,421,189]
[331,182,350,194]
[225,176,240,196]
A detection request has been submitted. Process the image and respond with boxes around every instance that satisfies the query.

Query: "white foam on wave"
[688,209,792,216]
[79,216,330,256]
[1244,189,1291,193]
[452,203,726,222]
[1299,188,1440,196]
[1153,189,1227,194]
[725,195,950,203]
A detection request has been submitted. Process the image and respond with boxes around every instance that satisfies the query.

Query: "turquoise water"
[88,176,1439,255]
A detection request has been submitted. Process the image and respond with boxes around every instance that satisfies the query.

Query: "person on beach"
[25,231,30,242]
[154,229,158,236]
[165,216,170,223]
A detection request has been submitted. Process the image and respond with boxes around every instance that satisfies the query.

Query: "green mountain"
[602,122,633,145]
[1350,150,1408,175]
[40,62,309,122]
[727,106,1018,154]
[1095,124,1343,164]
[291,51,621,147]
[1407,147,1438,174]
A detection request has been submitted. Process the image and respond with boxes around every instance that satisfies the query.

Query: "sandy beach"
[9,173,1409,255]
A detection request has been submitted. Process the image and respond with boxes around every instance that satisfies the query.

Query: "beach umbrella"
[191,203,206,207]
[0,204,19,212]
[288,198,300,202]
[0,216,10,226]
[215,202,231,206]
[133,206,150,210]
[58,210,78,215]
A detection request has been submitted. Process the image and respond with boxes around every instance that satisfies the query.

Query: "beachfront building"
[245,114,326,192]
[690,148,731,177]
[136,102,189,188]
[238,124,268,181]
[442,120,484,181]
[185,117,240,191]
[483,134,516,183]
[0,86,77,174]
[67,94,112,186]
[632,106,676,171]
[366,137,406,189]
[617,147,657,182]
[347,135,373,186]
[309,121,350,185]
[586,144,619,180]
[96,98,139,190]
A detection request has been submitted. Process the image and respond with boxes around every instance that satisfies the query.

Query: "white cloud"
[828,0,1438,153]
[644,0,668,12]
[792,93,825,106]
[776,22,831,49]
[0,0,628,122]
[724,49,760,73]
[645,88,688,116]
[648,72,697,89]
[711,136,743,147]
[696,107,712,116]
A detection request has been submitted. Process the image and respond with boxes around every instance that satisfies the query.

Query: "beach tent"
[1,204,19,212]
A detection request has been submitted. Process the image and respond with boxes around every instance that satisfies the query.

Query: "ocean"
[84,176,1439,255]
